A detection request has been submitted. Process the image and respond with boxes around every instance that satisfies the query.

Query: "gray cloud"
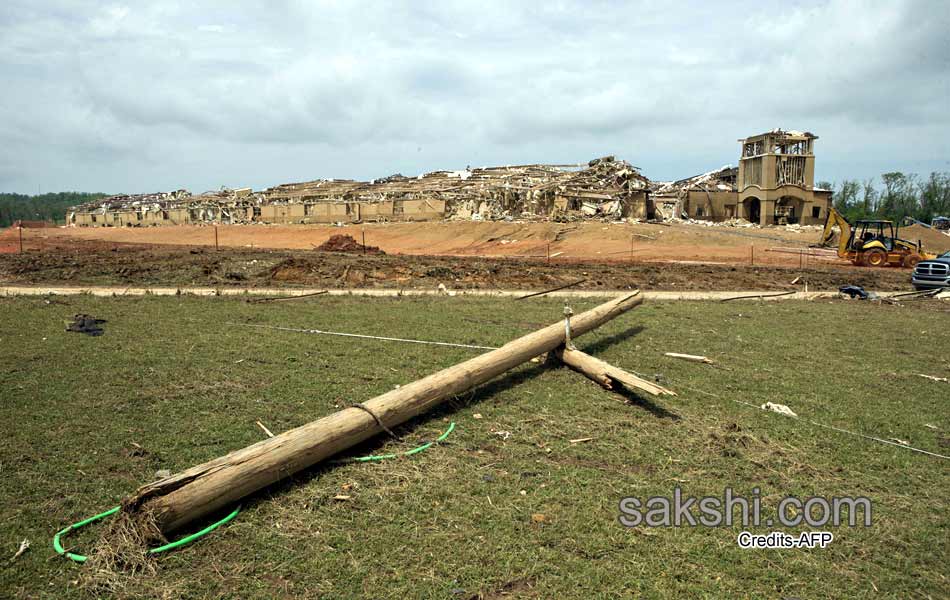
[0,0,948,194]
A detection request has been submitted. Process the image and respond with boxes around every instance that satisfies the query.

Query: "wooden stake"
[664,352,713,364]
[214,225,219,251]
[362,230,366,255]
[556,346,675,396]
[124,292,646,534]
[19,226,23,254]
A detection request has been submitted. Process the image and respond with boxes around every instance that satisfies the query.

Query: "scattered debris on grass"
[246,290,328,303]
[839,285,877,300]
[256,420,275,438]
[761,402,798,418]
[664,352,714,364]
[915,373,949,383]
[10,539,29,562]
[65,314,106,336]
[721,290,796,302]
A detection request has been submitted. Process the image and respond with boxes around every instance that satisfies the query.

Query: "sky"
[1,0,948,195]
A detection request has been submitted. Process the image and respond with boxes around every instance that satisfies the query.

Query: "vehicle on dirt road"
[912,251,950,290]
[820,207,935,267]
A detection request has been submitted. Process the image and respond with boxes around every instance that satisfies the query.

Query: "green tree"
[0,192,108,227]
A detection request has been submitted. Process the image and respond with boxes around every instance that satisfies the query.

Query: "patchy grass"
[0,294,947,599]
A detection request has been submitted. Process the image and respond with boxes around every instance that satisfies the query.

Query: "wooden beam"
[125,292,646,534]
[555,347,675,397]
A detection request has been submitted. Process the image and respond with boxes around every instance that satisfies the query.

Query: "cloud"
[0,0,947,193]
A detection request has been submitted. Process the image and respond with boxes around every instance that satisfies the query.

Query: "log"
[555,347,675,396]
[126,292,645,534]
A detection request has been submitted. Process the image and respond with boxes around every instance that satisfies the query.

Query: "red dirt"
[1,221,941,292]
[39,221,950,266]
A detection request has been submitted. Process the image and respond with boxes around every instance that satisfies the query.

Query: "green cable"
[346,422,455,462]
[54,421,455,562]
[53,505,240,563]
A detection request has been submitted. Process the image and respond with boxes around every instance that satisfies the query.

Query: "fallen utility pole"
[555,347,675,397]
[123,292,646,535]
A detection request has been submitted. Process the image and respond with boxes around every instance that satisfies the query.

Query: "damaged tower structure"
[651,130,831,226]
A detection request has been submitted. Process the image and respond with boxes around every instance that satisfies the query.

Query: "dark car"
[912,250,950,289]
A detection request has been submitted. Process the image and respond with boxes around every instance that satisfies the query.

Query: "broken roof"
[651,166,738,195]
[741,128,818,142]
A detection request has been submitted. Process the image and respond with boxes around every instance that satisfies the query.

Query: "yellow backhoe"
[819,207,935,267]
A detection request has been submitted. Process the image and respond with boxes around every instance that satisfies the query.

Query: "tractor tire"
[903,254,921,269]
[864,249,888,267]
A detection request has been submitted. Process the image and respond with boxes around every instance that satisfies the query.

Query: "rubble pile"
[68,156,651,226]
[316,234,385,254]
[67,188,267,225]
[264,156,649,222]
[650,166,738,221]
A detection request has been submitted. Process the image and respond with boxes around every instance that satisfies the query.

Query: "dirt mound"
[315,234,384,254]
[269,258,313,282]
[900,224,950,254]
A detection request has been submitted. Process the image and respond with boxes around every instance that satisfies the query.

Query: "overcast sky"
[1,1,948,195]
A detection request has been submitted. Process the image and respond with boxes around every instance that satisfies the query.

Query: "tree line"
[0,192,107,227]
[818,171,950,225]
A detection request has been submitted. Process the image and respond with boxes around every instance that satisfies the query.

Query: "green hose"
[53,505,241,563]
[346,422,456,462]
[54,422,455,562]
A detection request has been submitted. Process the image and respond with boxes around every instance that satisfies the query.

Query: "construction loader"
[819,207,935,267]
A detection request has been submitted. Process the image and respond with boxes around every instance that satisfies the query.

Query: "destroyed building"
[650,130,831,226]
[68,157,650,227]
[67,130,830,228]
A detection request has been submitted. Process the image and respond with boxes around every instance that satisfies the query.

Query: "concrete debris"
[68,157,651,226]
[761,402,797,418]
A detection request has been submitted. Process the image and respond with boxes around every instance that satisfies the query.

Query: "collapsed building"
[67,130,831,228]
[68,157,650,227]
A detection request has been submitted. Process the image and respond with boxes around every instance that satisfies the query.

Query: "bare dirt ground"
[0,228,920,292]
[19,220,950,264]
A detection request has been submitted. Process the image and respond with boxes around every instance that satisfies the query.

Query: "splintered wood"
[556,347,675,396]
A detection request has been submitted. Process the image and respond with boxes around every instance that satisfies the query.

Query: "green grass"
[0,295,947,599]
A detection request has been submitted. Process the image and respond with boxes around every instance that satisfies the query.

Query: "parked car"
[912,250,950,289]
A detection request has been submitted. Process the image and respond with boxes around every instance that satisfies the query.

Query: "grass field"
[0,294,947,599]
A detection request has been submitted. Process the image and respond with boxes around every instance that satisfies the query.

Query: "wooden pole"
[555,347,674,396]
[750,244,754,266]
[18,227,23,254]
[214,225,219,251]
[362,230,366,255]
[125,292,646,534]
